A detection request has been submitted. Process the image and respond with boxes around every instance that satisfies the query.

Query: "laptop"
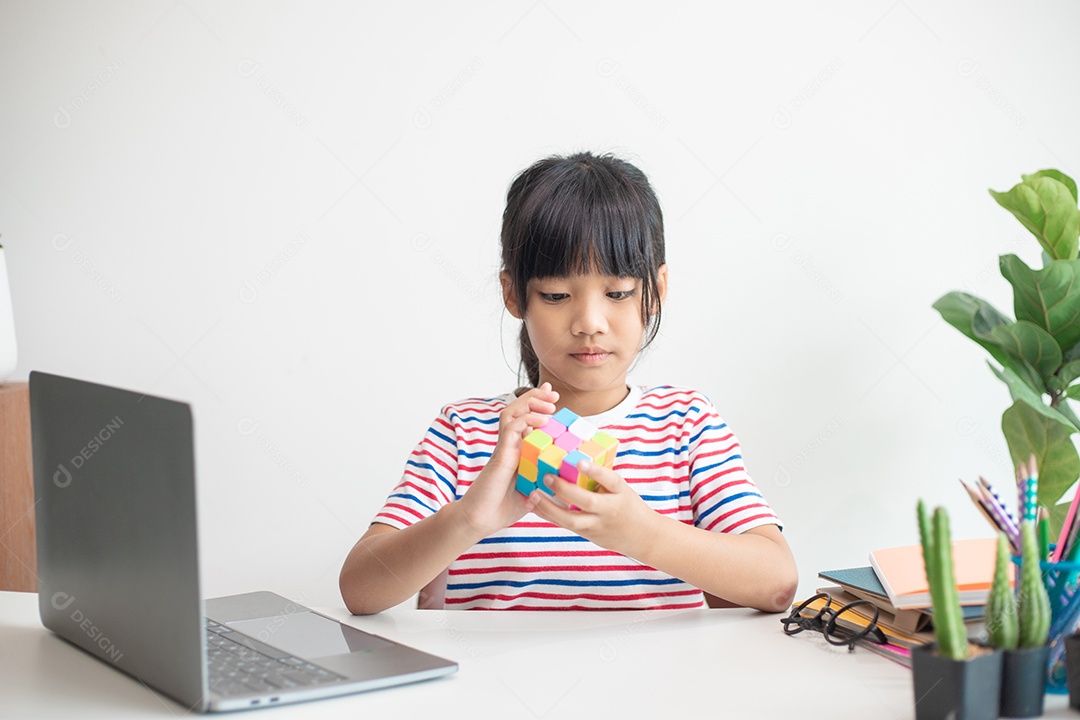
[29,371,457,712]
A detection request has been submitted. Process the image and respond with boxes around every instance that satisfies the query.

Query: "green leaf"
[1057,398,1080,430]
[1000,254,1080,353]
[986,321,1061,387]
[989,362,1078,433]
[1067,386,1080,401]
[1023,169,1078,205]
[1002,400,1080,540]
[933,292,1046,392]
[1050,360,1080,392]
[990,176,1080,260]
[989,321,1062,388]
[933,292,1014,367]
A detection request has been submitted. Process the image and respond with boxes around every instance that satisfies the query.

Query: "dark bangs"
[500,152,666,327]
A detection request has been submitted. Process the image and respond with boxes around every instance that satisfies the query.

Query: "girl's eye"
[607,290,636,300]
[540,293,569,302]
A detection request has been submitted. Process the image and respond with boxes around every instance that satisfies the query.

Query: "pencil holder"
[1025,557,1080,694]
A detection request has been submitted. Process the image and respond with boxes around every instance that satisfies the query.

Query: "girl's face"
[502,268,667,414]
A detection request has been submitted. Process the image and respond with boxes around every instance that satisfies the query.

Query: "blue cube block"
[536,473,555,495]
[515,474,536,496]
[551,407,579,429]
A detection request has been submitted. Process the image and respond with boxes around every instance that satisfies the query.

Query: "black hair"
[500,151,666,388]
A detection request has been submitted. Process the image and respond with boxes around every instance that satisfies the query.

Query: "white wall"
[3,1,1078,607]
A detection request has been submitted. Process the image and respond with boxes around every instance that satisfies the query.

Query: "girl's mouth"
[570,351,611,365]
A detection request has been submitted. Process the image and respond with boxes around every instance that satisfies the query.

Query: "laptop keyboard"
[205,619,346,697]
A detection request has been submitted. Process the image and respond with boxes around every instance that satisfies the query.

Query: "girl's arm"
[339,384,559,615]
[339,507,486,615]
[530,462,799,612]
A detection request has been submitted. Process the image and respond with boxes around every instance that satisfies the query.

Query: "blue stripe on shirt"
[688,421,728,447]
[698,490,763,523]
[691,453,743,480]
[448,411,499,426]
[626,409,691,422]
[477,535,591,544]
[619,445,686,458]
[387,492,436,515]
[405,459,455,498]
[639,490,689,502]
[459,449,493,460]
[429,427,456,447]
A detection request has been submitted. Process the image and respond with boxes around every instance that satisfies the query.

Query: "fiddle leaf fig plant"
[934,170,1080,540]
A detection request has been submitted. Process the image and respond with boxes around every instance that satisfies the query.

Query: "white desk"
[0,591,1073,719]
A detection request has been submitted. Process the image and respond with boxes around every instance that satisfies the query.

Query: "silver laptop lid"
[30,371,209,711]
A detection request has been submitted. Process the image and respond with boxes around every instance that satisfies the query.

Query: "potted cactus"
[911,501,1003,720]
[985,524,1051,717]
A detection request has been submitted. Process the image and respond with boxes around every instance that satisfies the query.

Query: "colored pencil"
[959,478,997,529]
[962,484,1019,554]
[1039,516,1050,562]
[1054,485,1080,562]
[1017,454,1039,523]
[977,475,1019,527]
[976,476,1021,550]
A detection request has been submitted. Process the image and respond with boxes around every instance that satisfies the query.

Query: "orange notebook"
[869,538,1007,610]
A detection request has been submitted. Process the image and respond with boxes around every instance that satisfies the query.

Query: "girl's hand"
[530,461,656,557]
[456,382,559,537]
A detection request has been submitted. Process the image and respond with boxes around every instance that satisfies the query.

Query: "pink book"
[869,538,1005,610]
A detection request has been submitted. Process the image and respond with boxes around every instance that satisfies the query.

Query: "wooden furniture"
[0,382,36,592]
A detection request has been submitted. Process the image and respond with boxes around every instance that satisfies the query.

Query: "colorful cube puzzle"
[516,407,618,497]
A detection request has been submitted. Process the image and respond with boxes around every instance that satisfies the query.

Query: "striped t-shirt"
[373,385,782,610]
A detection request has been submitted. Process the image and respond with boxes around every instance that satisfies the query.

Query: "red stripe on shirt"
[704,504,773,532]
[449,564,660,575]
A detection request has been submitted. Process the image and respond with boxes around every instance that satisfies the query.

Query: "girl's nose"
[571,297,608,336]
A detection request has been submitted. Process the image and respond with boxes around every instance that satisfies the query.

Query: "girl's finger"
[578,460,623,493]
[490,419,525,466]
[544,473,598,513]
[530,490,577,528]
[526,397,557,414]
[503,388,556,424]
[523,382,558,403]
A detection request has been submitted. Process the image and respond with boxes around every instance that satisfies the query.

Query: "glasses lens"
[823,602,879,646]
[781,593,830,635]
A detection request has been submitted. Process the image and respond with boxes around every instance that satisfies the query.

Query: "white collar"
[505,385,643,429]
[584,385,642,428]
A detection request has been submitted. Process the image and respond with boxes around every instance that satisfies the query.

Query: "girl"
[340,152,797,613]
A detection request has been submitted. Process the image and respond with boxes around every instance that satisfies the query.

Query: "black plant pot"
[1065,633,1080,709]
[1000,645,1049,718]
[911,643,1003,720]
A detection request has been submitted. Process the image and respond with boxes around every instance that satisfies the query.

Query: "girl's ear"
[500,271,523,319]
[655,264,669,307]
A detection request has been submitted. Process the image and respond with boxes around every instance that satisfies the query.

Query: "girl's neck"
[545,380,631,418]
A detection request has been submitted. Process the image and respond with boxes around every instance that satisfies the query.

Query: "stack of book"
[797,537,1002,668]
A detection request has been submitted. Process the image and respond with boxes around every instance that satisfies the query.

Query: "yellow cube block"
[518,456,537,482]
[522,430,553,465]
[591,431,618,467]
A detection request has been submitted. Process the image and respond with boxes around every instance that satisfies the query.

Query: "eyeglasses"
[780,592,888,652]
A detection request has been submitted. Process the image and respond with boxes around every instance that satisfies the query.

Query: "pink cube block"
[560,450,589,484]
[555,431,582,452]
[539,418,566,439]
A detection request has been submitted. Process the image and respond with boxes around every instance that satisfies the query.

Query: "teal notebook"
[819,566,984,620]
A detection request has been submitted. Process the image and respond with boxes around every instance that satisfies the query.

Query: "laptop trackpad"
[227,612,393,659]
